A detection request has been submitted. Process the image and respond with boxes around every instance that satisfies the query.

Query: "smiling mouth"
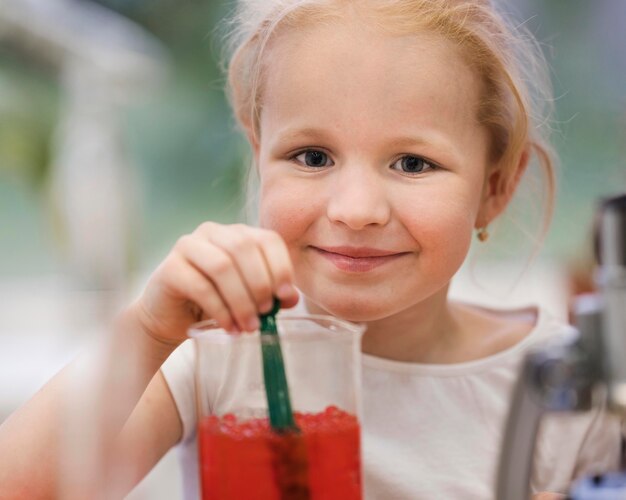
[310,246,410,273]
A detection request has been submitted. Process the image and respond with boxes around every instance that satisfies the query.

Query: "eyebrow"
[275,126,455,154]
[274,126,334,143]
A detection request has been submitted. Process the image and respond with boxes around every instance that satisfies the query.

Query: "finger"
[177,235,259,332]
[251,228,299,308]
[209,226,275,314]
[165,253,236,332]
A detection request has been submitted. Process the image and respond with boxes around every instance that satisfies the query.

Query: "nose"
[326,163,391,230]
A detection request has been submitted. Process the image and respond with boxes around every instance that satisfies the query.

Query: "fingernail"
[227,325,241,335]
[277,283,296,299]
[247,317,260,332]
[259,300,273,313]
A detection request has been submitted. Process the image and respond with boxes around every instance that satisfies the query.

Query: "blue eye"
[391,155,436,174]
[294,150,333,168]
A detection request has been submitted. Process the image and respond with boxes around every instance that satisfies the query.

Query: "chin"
[304,293,396,323]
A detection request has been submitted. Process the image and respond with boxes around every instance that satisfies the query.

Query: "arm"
[0,309,180,499]
[106,370,183,497]
[0,222,297,498]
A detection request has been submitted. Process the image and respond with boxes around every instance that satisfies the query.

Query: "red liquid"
[198,406,361,500]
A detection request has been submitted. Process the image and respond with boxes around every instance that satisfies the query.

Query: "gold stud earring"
[477,227,489,242]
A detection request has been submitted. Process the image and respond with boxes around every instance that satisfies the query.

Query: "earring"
[477,227,489,242]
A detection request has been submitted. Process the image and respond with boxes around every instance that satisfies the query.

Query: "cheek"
[258,174,317,246]
[402,191,478,269]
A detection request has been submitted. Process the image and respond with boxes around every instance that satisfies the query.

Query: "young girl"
[0,0,621,498]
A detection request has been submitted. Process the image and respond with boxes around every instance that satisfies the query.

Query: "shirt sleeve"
[160,339,197,443]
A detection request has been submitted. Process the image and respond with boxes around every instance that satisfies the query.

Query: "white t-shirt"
[160,305,621,499]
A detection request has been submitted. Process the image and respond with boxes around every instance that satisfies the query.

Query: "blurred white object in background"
[0,0,167,291]
[0,1,179,498]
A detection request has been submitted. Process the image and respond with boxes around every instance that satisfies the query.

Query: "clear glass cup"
[189,314,365,500]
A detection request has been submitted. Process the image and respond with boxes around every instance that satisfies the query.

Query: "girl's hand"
[532,493,566,500]
[131,222,299,345]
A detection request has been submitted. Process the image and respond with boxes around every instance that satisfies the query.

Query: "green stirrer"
[259,299,311,499]
[259,298,298,431]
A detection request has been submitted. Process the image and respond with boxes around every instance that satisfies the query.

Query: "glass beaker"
[189,314,365,500]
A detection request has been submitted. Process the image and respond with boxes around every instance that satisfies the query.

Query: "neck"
[305,287,467,363]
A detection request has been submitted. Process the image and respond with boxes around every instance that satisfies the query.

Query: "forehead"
[260,16,483,145]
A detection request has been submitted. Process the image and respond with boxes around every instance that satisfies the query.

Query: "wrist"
[117,304,181,362]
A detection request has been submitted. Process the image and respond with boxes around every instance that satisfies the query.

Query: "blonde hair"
[225,0,557,236]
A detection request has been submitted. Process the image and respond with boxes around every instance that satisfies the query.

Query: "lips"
[310,246,410,272]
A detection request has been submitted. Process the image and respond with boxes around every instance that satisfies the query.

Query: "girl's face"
[256,18,494,322]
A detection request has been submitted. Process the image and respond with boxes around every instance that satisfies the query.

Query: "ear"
[247,127,261,164]
[475,147,530,228]
[239,120,261,167]
[229,78,261,164]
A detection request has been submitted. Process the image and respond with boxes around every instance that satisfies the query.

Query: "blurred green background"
[0,0,624,280]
